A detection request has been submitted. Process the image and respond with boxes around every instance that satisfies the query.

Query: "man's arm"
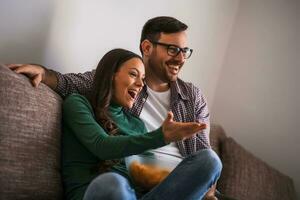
[7,64,58,89]
[7,64,95,98]
[54,70,95,98]
[193,85,211,149]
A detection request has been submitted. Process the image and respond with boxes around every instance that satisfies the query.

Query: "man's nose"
[175,51,185,62]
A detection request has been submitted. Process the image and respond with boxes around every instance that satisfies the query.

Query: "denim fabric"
[83,172,137,200]
[83,149,222,200]
[141,149,222,200]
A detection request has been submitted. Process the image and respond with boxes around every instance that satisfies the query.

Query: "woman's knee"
[100,172,129,187]
[89,172,126,189]
[84,172,136,200]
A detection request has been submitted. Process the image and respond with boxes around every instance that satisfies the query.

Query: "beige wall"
[0,0,55,64]
[211,0,300,197]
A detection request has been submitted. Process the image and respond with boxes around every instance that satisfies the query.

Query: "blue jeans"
[83,149,222,200]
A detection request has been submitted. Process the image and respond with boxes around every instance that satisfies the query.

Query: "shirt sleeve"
[63,94,166,160]
[193,85,211,149]
[54,70,95,98]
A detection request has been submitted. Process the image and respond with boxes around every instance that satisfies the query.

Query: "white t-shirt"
[139,86,183,167]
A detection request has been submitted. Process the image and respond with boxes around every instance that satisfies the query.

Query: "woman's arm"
[63,94,166,160]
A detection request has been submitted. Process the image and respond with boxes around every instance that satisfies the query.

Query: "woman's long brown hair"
[90,48,142,135]
[89,49,142,172]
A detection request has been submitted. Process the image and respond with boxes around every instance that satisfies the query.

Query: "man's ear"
[141,40,153,56]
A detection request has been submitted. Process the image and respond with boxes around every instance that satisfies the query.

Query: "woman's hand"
[162,112,206,143]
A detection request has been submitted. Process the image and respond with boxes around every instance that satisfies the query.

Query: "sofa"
[0,63,297,200]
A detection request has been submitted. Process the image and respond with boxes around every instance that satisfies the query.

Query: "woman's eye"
[129,72,137,77]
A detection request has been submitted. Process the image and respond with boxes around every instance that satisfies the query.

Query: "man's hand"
[162,112,206,143]
[6,64,58,89]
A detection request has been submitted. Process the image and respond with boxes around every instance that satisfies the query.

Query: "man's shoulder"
[175,78,202,95]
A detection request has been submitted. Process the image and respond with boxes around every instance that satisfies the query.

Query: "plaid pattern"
[55,71,211,157]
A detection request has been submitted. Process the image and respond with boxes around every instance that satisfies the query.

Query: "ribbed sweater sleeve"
[63,94,166,160]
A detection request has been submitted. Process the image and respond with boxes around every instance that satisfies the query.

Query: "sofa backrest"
[210,123,227,156]
[0,64,63,200]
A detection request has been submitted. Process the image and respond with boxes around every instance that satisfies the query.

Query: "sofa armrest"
[218,137,297,200]
[0,64,63,200]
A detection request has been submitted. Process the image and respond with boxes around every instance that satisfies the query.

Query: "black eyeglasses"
[150,41,193,59]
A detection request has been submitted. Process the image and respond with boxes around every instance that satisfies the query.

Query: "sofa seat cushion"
[218,137,297,200]
[0,64,63,200]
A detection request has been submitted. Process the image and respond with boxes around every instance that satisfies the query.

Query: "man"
[9,16,233,200]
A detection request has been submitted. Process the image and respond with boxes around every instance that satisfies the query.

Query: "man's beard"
[148,58,172,83]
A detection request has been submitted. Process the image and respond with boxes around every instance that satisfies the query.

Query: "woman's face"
[112,57,145,108]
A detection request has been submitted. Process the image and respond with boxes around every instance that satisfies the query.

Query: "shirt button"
[142,98,146,102]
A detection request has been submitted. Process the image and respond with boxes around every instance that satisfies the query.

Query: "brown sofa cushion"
[210,124,227,156]
[218,137,297,200]
[0,64,63,200]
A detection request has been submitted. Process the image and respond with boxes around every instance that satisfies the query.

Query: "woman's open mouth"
[128,89,138,100]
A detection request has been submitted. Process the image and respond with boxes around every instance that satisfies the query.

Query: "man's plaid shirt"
[55,70,211,157]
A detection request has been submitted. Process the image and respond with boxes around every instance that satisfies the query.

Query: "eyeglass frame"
[149,40,193,59]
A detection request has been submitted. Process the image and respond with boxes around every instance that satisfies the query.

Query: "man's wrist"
[43,68,58,90]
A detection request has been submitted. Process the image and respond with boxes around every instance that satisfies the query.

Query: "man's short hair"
[140,16,188,54]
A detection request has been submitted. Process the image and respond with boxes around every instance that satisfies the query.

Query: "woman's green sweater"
[62,94,166,200]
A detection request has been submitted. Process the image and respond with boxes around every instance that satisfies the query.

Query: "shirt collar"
[170,79,189,101]
[141,79,189,101]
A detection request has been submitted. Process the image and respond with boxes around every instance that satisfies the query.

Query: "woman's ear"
[141,40,153,56]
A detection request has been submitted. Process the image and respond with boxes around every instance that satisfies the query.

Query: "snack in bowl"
[125,153,180,190]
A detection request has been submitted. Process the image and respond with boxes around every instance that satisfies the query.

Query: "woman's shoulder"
[63,93,92,111]
[64,93,88,103]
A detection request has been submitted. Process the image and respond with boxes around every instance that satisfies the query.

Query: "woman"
[62,49,207,200]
